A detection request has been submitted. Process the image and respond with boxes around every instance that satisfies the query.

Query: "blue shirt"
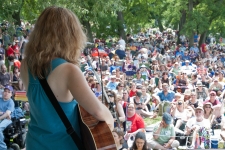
[182,55,190,61]
[157,90,175,102]
[107,82,118,90]
[26,58,80,150]
[194,35,198,42]
[190,47,199,53]
[0,98,14,113]
[175,51,184,57]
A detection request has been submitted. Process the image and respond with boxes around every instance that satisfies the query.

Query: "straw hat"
[140,65,146,68]
[196,81,205,87]
[175,93,182,97]
[183,89,191,96]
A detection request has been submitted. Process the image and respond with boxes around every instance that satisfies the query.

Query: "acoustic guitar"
[78,55,119,150]
[78,105,117,150]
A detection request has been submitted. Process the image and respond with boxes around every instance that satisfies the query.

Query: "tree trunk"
[199,31,207,46]
[158,18,164,32]
[12,11,21,26]
[82,20,93,42]
[117,11,126,42]
[188,0,194,46]
[177,11,186,44]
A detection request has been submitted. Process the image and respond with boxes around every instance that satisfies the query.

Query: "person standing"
[118,37,126,51]
[20,6,114,150]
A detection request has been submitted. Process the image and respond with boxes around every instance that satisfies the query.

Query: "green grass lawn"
[144,116,162,126]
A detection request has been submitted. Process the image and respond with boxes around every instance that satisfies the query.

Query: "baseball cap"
[210,91,216,95]
[162,112,172,124]
[136,91,142,97]
[136,84,142,89]
[195,106,204,111]
[4,85,13,92]
[110,75,116,79]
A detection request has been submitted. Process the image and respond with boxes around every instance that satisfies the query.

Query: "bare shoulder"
[54,63,83,79]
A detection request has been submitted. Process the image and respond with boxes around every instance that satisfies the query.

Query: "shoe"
[187,145,194,149]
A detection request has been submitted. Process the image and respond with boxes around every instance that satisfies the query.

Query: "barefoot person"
[20,6,114,150]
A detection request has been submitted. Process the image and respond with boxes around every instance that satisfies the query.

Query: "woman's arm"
[116,102,126,122]
[170,104,176,117]
[143,93,150,106]
[67,64,114,131]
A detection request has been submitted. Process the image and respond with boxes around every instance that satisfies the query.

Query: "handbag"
[39,78,85,150]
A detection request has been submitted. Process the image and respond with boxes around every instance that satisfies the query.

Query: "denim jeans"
[0,119,12,150]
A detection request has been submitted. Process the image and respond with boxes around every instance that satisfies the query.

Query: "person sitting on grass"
[148,112,180,150]
[184,106,210,148]
[124,103,145,140]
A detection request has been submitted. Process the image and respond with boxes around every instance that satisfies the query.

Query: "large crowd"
[0,19,225,149]
[81,30,225,149]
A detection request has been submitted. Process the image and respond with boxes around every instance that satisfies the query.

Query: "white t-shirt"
[118,39,126,50]
[186,117,210,129]
[174,109,186,119]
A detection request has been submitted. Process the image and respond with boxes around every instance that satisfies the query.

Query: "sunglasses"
[210,94,216,96]
[123,93,127,95]
[119,86,124,87]
[108,95,113,97]
[205,106,211,108]
[178,102,183,105]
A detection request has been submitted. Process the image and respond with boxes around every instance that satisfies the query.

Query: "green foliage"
[1,0,225,41]
[144,116,161,126]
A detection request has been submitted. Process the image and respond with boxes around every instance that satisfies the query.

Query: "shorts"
[148,140,180,149]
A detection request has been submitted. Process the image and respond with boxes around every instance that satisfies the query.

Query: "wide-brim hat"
[183,89,191,95]
[175,93,182,97]
[196,81,205,87]
[204,102,212,108]
[140,65,146,68]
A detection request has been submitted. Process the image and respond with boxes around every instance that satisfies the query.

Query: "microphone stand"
[97,49,104,103]
[84,49,121,129]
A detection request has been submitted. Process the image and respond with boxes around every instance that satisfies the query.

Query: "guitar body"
[77,105,117,150]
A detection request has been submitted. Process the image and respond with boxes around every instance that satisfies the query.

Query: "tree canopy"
[0,0,225,43]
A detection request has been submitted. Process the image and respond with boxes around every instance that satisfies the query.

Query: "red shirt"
[127,113,145,133]
[7,47,14,57]
[203,99,220,106]
[14,60,21,69]
[129,89,137,97]
[201,43,207,53]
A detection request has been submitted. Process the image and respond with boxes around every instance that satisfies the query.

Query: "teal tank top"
[26,58,80,150]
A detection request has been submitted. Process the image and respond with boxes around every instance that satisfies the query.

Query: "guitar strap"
[38,78,85,150]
